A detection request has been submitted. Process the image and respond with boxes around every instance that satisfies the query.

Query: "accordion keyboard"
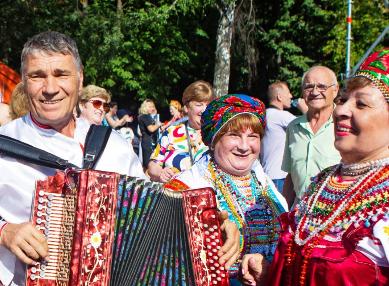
[29,190,76,283]
[202,210,229,285]
[182,188,229,286]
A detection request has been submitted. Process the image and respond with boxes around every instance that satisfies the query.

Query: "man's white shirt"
[0,114,145,285]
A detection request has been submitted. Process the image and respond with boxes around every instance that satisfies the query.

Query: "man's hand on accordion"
[218,210,240,270]
[0,222,49,265]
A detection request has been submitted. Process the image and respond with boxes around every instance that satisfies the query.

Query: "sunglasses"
[89,100,110,112]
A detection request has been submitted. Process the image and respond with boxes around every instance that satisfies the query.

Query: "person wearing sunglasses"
[77,84,111,125]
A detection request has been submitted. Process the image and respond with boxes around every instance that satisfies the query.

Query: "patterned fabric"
[150,122,208,172]
[208,159,284,264]
[163,154,288,278]
[354,48,389,100]
[163,177,189,192]
[269,164,389,286]
[201,94,266,146]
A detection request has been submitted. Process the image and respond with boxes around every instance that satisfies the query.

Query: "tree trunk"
[117,0,123,14]
[213,1,235,98]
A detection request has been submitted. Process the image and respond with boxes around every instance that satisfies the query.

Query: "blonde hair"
[139,99,155,115]
[80,85,111,102]
[9,82,29,120]
[169,100,182,112]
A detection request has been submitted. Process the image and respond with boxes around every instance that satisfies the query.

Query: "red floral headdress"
[354,48,389,101]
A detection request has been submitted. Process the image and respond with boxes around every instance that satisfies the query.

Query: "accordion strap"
[0,125,111,170]
[0,134,77,170]
[83,124,112,169]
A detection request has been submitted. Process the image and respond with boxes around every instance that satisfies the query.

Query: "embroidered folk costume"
[208,159,285,261]
[269,49,389,286]
[164,94,288,276]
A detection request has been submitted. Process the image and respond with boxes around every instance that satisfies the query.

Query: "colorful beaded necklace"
[285,164,389,286]
[207,159,280,261]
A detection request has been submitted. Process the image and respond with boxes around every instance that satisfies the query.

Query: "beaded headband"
[354,49,389,101]
[201,94,266,146]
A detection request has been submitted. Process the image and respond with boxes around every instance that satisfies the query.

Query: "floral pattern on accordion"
[182,187,230,286]
[78,171,118,285]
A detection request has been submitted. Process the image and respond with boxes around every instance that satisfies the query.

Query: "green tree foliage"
[231,0,388,98]
[322,0,388,77]
[74,2,193,103]
[1,0,216,105]
[1,0,387,104]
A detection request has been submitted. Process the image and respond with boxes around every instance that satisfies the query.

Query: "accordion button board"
[29,175,78,283]
[182,188,230,286]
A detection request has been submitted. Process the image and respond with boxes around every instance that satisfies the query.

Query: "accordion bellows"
[26,169,229,286]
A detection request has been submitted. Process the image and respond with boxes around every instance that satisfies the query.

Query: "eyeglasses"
[303,83,335,93]
[89,100,110,112]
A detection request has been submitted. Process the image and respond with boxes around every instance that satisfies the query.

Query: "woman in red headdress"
[240,49,389,286]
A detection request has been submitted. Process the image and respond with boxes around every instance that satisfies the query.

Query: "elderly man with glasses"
[281,66,341,208]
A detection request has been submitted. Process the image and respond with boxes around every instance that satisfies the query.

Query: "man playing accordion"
[0,31,239,286]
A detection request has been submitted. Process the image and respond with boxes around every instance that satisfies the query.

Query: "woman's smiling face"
[333,84,389,163]
[213,128,261,177]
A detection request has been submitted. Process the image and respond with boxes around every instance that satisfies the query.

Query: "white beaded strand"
[295,166,378,246]
[340,157,389,176]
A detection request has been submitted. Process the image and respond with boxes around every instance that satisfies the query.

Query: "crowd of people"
[0,30,388,286]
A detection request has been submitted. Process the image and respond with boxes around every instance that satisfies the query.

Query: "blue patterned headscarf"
[201,94,266,146]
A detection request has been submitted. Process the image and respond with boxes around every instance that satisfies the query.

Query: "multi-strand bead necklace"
[340,157,389,176]
[208,159,280,261]
[285,159,389,286]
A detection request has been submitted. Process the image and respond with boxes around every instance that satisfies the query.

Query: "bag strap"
[83,124,112,169]
[0,134,77,170]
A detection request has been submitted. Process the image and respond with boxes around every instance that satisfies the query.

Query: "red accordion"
[26,169,229,286]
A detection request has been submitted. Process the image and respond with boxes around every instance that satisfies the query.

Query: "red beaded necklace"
[285,165,389,286]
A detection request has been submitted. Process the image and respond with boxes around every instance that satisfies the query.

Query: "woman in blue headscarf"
[164,94,288,283]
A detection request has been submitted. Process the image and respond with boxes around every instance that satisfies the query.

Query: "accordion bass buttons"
[200,209,229,285]
[29,263,47,280]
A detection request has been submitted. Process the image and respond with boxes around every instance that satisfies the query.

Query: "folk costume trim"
[354,49,389,101]
[286,164,389,286]
[207,158,282,262]
[163,178,189,192]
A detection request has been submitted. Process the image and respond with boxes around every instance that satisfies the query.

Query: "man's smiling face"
[24,51,83,129]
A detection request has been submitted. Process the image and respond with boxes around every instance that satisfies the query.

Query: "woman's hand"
[218,210,240,269]
[240,253,268,285]
[296,98,308,114]
[159,167,176,183]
